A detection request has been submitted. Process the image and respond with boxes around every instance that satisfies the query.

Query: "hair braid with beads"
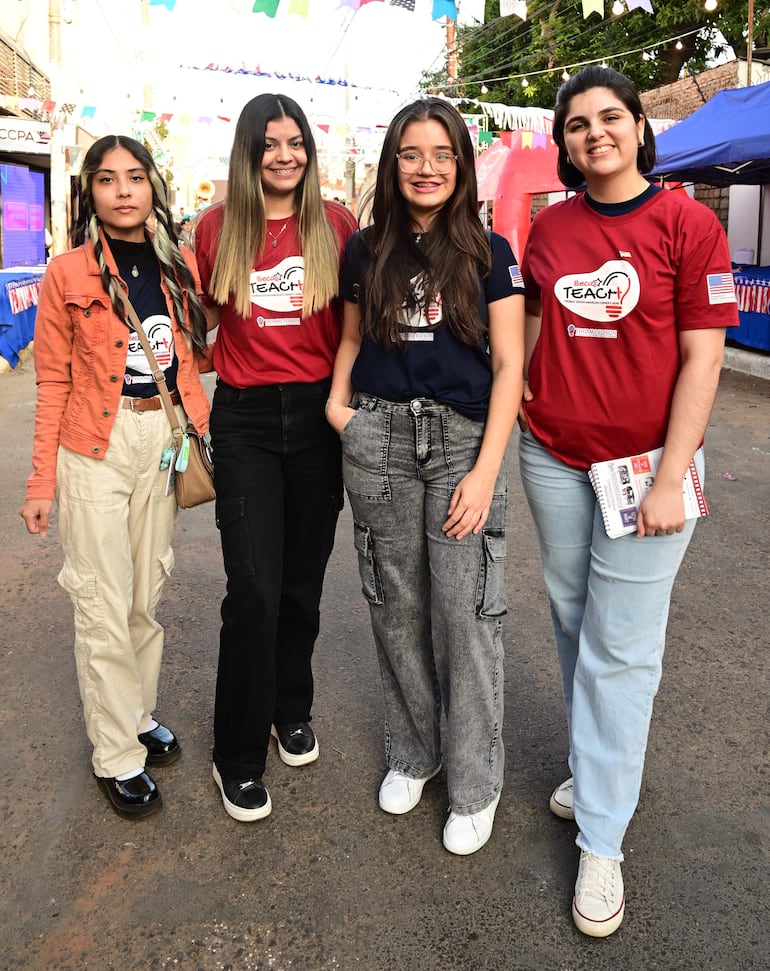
[71,135,208,354]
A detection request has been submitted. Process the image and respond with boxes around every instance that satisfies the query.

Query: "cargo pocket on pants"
[353,520,384,605]
[215,497,255,578]
[475,528,507,618]
[58,561,102,632]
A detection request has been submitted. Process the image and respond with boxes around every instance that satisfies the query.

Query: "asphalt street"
[1,361,768,971]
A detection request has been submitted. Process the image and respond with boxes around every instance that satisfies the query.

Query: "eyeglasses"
[396,152,458,175]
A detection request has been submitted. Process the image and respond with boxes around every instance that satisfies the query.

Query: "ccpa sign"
[0,120,51,156]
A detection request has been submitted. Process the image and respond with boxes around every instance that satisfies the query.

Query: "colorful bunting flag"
[581,0,603,17]
[252,0,280,15]
[141,110,156,122]
[501,0,527,18]
[42,100,56,113]
[457,0,484,24]
[81,105,96,118]
[389,0,416,10]
[289,0,310,15]
[432,0,456,19]
[149,0,177,9]
[626,0,654,12]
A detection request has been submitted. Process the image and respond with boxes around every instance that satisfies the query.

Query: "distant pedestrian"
[194,94,357,823]
[19,135,211,819]
[326,97,525,855]
[518,67,739,936]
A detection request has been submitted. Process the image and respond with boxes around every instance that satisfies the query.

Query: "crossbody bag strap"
[114,281,184,439]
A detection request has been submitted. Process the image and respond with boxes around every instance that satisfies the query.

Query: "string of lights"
[433,21,715,94]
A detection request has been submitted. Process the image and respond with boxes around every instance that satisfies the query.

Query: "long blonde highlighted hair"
[209,94,340,319]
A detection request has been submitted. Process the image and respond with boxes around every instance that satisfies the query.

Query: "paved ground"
[1,362,768,971]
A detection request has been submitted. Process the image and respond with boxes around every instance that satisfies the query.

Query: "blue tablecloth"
[0,266,46,367]
[732,264,770,352]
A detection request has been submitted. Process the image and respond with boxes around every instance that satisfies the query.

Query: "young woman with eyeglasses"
[326,97,525,856]
[194,94,357,823]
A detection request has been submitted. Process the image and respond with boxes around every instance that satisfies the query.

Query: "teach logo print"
[555,260,640,323]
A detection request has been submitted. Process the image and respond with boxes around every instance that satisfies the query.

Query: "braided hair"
[71,135,208,354]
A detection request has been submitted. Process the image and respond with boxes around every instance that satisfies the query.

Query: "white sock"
[115,768,144,781]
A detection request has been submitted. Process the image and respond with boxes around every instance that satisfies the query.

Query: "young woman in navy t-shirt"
[327,98,525,857]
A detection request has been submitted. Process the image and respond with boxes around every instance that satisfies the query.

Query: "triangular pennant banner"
[252,0,281,14]
[581,0,603,17]
[432,0,456,17]
[626,0,654,11]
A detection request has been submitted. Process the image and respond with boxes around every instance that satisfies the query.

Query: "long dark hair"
[209,93,340,318]
[553,66,657,189]
[361,97,491,348]
[72,135,208,354]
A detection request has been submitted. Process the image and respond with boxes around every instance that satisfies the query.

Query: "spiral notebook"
[588,447,708,539]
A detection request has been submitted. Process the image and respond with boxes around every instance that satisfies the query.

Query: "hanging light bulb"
[612,1,624,15]
[521,78,529,88]
[704,0,717,10]
[562,69,570,81]
[601,61,609,69]
[480,83,488,94]
[675,39,684,50]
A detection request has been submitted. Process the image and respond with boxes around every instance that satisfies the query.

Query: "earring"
[638,138,644,147]
[566,154,573,165]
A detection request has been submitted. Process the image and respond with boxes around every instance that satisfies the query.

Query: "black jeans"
[210,378,343,779]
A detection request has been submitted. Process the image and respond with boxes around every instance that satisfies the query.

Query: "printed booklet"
[588,446,708,539]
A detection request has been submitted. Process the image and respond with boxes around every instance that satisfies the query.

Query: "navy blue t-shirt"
[342,229,523,421]
[107,234,179,398]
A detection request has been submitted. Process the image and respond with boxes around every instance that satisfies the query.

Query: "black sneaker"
[271,722,319,766]
[212,764,272,822]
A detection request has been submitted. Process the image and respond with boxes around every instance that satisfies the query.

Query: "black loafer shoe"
[96,771,162,818]
[212,764,272,822]
[138,723,181,766]
[271,721,319,767]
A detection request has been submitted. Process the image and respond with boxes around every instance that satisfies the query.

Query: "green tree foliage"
[432,0,770,108]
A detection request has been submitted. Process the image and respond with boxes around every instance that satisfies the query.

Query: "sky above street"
[9,0,447,132]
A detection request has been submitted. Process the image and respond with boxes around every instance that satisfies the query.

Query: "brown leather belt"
[121,390,182,411]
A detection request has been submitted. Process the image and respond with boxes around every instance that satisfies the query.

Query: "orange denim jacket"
[26,235,211,502]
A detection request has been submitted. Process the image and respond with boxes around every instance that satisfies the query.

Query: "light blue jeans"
[342,394,507,814]
[518,429,702,859]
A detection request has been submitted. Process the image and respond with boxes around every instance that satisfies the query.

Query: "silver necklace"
[266,218,290,248]
[131,264,140,278]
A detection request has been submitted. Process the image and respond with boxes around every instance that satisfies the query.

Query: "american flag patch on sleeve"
[706,272,736,305]
[509,264,524,288]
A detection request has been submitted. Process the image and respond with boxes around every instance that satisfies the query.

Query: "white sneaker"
[378,766,440,815]
[442,792,501,856]
[550,777,575,820]
[572,850,625,937]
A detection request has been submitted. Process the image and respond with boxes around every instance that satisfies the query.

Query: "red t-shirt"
[521,189,739,469]
[195,200,357,387]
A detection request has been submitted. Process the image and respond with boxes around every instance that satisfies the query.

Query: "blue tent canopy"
[651,79,770,186]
